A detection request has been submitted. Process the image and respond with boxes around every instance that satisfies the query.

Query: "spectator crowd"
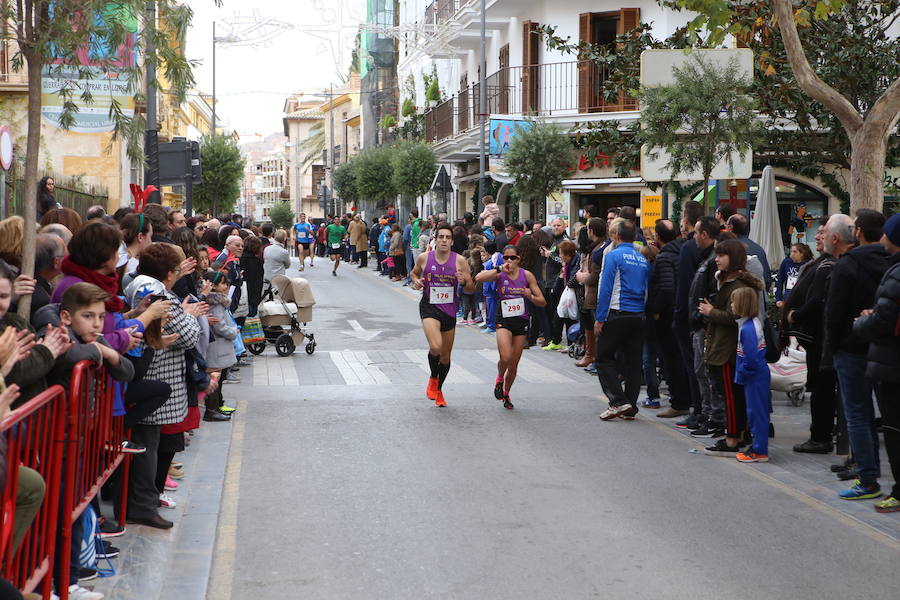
[1,200,295,599]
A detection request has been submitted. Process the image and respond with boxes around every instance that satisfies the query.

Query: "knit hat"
[884,213,900,246]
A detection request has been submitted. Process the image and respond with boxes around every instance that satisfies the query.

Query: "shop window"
[748,176,827,248]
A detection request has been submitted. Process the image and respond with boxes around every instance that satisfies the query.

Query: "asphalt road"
[213,256,895,600]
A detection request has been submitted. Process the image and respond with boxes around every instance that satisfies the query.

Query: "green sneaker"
[541,342,562,351]
[219,405,237,414]
[838,480,882,500]
[874,496,900,513]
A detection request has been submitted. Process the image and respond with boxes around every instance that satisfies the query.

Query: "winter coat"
[825,243,889,356]
[369,223,383,249]
[782,254,835,350]
[263,243,291,281]
[738,235,772,291]
[479,202,499,225]
[674,235,701,331]
[204,292,238,369]
[240,254,264,319]
[745,255,769,319]
[646,238,682,316]
[139,289,201,425]
[581,240,607,311]
[687,246,717,331]
[348,220,368,251]
[0,312,55,409]
[704,271,764,366]
[853,252,900,382]
[389,231,403,256]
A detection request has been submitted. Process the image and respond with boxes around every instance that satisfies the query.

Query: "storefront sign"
[641,195,662,228]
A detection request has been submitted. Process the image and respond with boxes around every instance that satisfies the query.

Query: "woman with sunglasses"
[476,245,546,409]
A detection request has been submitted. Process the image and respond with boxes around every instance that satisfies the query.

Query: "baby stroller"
[769,337,807,406]
[566,322,585,360]
[248,274,317,357]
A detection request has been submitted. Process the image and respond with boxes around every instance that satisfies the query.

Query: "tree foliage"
[298,120,326,171]
[333,158,359,204]
[503,121,574,220]
[391,142,436,202]
[268,201,294,230]
[193,134,245,216]
[353,146,397,208]
[640,54,760,209]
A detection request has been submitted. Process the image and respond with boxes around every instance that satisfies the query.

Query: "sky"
[185,0,367,139]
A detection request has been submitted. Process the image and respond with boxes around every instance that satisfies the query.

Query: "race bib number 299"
[501,298,525,318]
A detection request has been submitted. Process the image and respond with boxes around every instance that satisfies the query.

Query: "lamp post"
[478,0,487,212]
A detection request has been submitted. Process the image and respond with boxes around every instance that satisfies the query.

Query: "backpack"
[78,504,116,577]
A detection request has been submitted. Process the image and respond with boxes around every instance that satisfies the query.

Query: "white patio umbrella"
[749,165,784,269]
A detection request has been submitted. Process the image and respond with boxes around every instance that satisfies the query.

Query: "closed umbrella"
[750,165,784,269]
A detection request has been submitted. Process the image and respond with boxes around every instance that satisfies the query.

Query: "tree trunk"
[17,53,43,318]
[849,126,888,214]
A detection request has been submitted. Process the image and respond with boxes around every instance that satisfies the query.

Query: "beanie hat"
[884,213,900,246]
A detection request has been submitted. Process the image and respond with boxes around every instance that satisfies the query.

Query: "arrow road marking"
[345,319,382,342]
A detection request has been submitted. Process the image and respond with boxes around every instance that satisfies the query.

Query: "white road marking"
[403,349,483,384]
[476,349,571,384]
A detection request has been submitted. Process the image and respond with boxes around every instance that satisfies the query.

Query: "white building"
[283,94,327,219]
[400,0,841,235]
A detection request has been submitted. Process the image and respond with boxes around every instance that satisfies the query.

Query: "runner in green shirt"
[324,216,348,276]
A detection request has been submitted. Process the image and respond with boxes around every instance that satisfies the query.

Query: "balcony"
[423,60,638,145]
[422,0,461,26]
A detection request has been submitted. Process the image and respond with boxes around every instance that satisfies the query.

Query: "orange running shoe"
[736,451,769,463]
[426,377,439,400]
[434,390,447,407]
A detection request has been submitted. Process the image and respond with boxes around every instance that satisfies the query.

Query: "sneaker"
[159,492,177,509]
[584,364,598,375]
[736,451,769,463]
[99,519,125,538]
[223,373,241,384]
[703,439,742,456]
[434,390,447,408]
[96,540,120,559]
[793,439,832,454]
[541,342,562,351]
[168,465,185,480]
[78,568,98,582]
[494,376,504,400]
[838,480,882,500]
[640,398,661,409]
[164,476,179,491]
[691,423,725,438]
[676,415,702,429]
[236,358,252,367]
[332,271,337,277]
[617,405,638,420]
[657,407,690,418]
[68,585,104,600]
[171,462,183,469]
[120,440,146,454]
[426,377,439,400]
[874,496,900,513]
[219,405,237,414]
[600,404,630,421]
[503,395,514,410]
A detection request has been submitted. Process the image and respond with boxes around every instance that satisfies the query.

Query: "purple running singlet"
[422,251,460,318]
[496,268,530,320]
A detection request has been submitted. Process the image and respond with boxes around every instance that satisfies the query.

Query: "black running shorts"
[296,242,310,250]
[496,315,529,337]
[419,300,457,332]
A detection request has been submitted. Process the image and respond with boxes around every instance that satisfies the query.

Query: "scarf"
[60,256,125,312]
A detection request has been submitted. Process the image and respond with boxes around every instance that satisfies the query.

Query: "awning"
[452,170,515,185]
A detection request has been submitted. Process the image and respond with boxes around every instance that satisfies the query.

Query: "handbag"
[241,315,265,344]
[763,317,782,363]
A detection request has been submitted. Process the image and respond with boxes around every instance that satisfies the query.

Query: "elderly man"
[825,211,888,500]
[86,204,106,220]
[38,223,73,245]
[31,234,66,317]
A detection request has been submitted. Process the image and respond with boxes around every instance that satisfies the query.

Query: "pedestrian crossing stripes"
[245,348,592,388]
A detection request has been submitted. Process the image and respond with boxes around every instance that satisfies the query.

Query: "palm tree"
[298,121,326,170]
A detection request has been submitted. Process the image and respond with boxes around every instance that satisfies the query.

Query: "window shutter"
[522,21,541,113]
[459,74,469,131]
[617,8,641,109]
[578,13,593,113]
[499,44,510,113]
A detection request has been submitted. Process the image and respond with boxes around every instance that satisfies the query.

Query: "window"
[748,176,828,248]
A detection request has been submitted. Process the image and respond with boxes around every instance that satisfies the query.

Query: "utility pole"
[477,0,487,213]
[329,83,336,216]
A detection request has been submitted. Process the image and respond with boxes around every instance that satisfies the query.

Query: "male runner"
[292,213,315,270]
[324,216,348,276]
[410,222,474,407]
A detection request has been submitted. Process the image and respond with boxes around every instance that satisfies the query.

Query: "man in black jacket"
[825,210,889,501]
[646,219,690,417]
[727,213,771,291]
[784,217,837,453]
[852,213,900,512]
[671,200,705,428]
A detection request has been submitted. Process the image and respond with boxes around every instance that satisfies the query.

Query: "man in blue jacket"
[594,220,650,420]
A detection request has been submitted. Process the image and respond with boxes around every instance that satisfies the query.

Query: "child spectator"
[732,286,771,463]
[775,243,812,308]
[202,271,238,422]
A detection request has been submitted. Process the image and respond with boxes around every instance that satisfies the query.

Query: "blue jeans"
[833,351,880,485]
[405,247,414,283]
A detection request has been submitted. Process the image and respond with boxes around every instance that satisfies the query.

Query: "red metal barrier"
[57,362,130,600]
[0,385,67,598]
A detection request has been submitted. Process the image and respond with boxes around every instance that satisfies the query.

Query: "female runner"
[475,244,546,409]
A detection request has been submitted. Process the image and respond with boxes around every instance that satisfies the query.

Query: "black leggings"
[124,379,170,430]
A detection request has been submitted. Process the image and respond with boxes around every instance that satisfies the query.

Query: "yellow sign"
[641,195,662,228]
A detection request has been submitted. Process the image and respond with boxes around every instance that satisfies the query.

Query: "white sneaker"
[68,585,104,600]
[558,345,570,353]
[159,492,177,509]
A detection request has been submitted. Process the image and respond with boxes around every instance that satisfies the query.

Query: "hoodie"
[205,291,239,369]
[825,243,890,355]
